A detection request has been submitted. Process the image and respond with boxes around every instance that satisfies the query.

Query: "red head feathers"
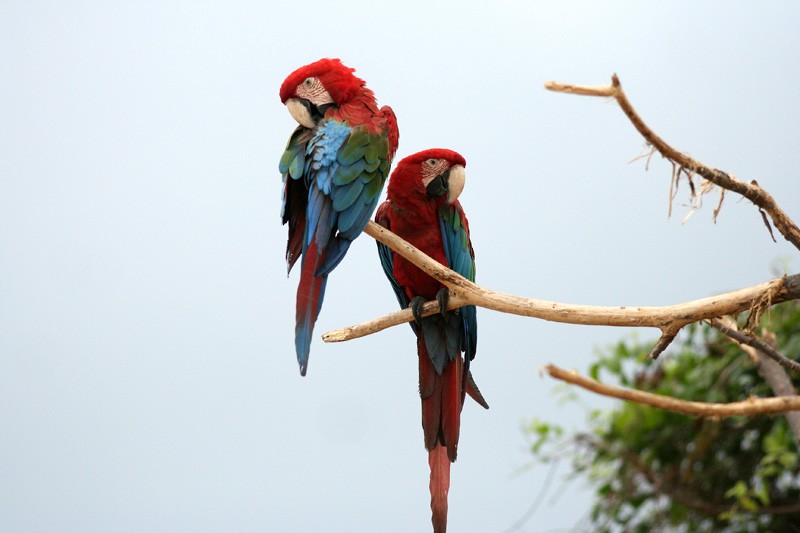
[388,148,467,206]
[279,58,368,105]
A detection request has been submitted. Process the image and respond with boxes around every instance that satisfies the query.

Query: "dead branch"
[708,317,800,373]
[323,220,800,359]
[545,76,800,251]
[711,317,800,445]
[324,75,800,370]
[543,363,800,417]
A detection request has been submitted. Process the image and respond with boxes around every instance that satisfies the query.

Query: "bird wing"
[438,202,477,361]
[303,119,392,277]
[279,126,314,273]
[375,201,417,335]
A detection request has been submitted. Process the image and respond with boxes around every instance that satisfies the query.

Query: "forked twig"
[544,364,800,416]
[545,76,800,251]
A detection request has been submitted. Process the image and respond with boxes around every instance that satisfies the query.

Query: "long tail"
[419,336,464,532]
[294,244,327,376]
[429,445,450,533]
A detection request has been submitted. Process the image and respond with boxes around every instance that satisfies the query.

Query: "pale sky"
[2,2,799,531]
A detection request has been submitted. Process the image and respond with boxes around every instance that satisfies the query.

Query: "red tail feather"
[296,245,323,321]
[428,445,450,533]
[419,334,465,533]
[294,244,326,375]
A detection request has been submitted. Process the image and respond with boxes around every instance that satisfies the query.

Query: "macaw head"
[280,58,369,128]
[387,148,467,207]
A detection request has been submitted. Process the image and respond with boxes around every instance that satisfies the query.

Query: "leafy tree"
[529,301,800,532]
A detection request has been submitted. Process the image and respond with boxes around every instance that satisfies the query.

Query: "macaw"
[375,149,488,533]
[279,58,399,375]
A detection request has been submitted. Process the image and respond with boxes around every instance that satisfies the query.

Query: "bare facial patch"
[420,159,451,188]
[295,77,334,106]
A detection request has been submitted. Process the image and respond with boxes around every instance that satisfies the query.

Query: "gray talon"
[436,288,449,318]
[409,296,426,324]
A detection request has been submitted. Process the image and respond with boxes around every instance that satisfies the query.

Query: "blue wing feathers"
[301,118,390,259]
[438,204,478,362]
[315,236,351,277]
[331,179,365,212]
[337,198,365,236]
[340,191,380,239]
[332,159,366,185]
[337,128,371,165]
[305,186,326,248]
[283,114,392,374]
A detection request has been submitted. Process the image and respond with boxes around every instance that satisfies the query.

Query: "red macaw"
[375,149,488,533]
[279,58,399,375]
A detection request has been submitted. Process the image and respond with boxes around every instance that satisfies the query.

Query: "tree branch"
[708,318,800,373]
[323,221,800,358]
[543,363,800,417]
[324,76,800,367]
[710,317,800,446]
[545,76,800,251]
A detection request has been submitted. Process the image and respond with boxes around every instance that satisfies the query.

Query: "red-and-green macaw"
[375,149,488,533]
[279,58,399,375]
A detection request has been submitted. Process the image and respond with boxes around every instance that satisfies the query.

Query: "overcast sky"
[2,2,800,531]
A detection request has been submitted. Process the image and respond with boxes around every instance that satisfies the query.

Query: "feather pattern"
[279,58,398,375]
[374,149,487,533]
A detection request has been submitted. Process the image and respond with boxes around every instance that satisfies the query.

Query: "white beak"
[447,165,466,204]
[286,98,315,128]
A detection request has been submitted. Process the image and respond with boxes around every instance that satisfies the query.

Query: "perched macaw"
[279,58,399,375]
[375,149,488,533]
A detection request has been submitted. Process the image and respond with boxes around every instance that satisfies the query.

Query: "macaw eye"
[426,159,437,166]
[303,77,314,87]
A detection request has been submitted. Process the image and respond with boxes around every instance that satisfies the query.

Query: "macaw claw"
[436,288,449,318]
[409,296,426,325]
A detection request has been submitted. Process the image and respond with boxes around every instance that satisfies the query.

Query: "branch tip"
[545,363,800,417]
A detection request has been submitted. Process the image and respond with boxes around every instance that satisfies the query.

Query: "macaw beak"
[286,98,334,128]
[446,165,465,204]
[426,165,465,204]
[425,169,450,198]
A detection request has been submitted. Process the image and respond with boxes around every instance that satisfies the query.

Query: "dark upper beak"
[298,98,334,124]
[426,169,450,198]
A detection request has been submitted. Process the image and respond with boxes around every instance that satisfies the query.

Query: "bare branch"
[708,318,800,373]
[323,220,800,346]
[542,81,614,97]
[323,293,470,343]
[646,329,678,360]
[754,343,800,447]
[543,364,800,417]
[710,318,800,446]
[545,75,800,251]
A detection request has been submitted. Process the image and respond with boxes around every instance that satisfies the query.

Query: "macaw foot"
[410,290,455,323]
[409,296,427,325]
[436,288,449,318]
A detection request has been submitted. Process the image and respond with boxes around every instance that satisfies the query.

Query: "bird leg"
[409,296,427,325]
[436,288,450,318]
[409,290,455,324]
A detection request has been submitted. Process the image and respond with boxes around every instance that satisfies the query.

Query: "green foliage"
[530,302,800,532]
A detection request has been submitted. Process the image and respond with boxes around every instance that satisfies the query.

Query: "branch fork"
[321,74,800,418]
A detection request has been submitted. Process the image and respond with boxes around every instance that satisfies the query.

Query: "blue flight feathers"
[280,114,393,374]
